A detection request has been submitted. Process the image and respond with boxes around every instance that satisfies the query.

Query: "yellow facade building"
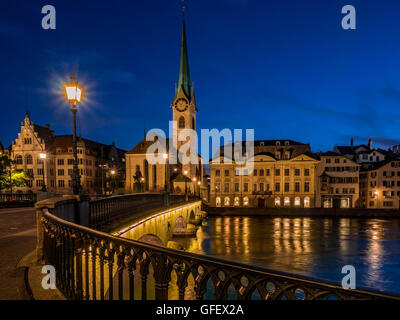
[360,158,400,209]
[209,140,319,208]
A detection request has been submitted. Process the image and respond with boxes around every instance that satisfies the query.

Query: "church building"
[125,7,204,196]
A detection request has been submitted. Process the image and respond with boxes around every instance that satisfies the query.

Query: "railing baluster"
[129,262,135,300]
[117,251,124,300]
[99,246,105,300]
[108,251,114,300]
[75,245,83,300]
[91,242,97,300]
[84,241,89,300]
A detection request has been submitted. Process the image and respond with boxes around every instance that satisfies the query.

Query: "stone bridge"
[113,200,203,246]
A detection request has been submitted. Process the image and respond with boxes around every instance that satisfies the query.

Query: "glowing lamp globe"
[65,74,83,105]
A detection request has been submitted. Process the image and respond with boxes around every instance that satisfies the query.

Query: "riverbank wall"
[207,207,400,218]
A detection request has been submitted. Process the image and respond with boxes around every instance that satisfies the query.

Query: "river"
[167,216,400,295]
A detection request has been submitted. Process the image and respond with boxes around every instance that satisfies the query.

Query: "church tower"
[171,4,197,151]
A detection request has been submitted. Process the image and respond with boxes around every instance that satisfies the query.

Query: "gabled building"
[334,138,392,164]
[359,157,400,209]
[315,151,360,208]
[10,112,126,195]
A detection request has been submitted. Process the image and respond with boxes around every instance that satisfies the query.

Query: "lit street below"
[0,207,36,300]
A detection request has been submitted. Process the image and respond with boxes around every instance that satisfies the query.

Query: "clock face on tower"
[174,98,189,112]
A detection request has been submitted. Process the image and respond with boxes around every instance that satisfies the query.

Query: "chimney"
[45,124,51,129]
[368,138,372,150]
[350,137,354,147]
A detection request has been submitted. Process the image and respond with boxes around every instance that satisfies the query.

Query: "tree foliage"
[0,156,33,191]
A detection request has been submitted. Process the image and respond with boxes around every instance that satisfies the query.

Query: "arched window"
[192,117,195,130]
[224,197,230,206]
[179,116,185,129]
[234,197,240,206]
[16,155,23,164]
[284,197,290,206]
[275,197,281,206]
[25,154,32,165]
[216,197,221,207]
[294,196,300,206]
[243,196,249,206]
[304,197,310,208]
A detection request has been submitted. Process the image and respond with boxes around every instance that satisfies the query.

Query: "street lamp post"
[65,73,83,195]
[111,170,116,194]
[192,177,197,196]
[40,153,47,192]
[163,153,168,193]
[141,177,145,193]
[197,181,201,198]
[184,170,188,199]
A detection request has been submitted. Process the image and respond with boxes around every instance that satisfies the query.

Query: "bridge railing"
[89,193,199,228]
[40,207,400,301]
[0,192,37,202]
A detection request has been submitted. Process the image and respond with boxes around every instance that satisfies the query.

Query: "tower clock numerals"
[174,98,189,112]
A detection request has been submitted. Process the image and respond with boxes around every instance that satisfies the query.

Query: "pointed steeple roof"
[176,5,192,100]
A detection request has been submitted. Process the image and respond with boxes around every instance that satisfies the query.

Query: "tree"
[0,156,33,192]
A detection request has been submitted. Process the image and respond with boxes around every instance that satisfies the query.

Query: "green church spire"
[177,3,192,100]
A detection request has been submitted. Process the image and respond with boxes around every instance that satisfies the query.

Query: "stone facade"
[360,158,400,209]
[315,152,360,208]
[209,140,319,208]
[10,113,126,195]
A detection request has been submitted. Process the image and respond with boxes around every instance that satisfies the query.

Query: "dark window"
[284,182,289,192]
[179,116,185,129]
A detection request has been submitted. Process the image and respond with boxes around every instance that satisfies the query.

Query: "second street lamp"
[65,73,83,195]
[184,170,188,199]
[163,153,168,193]
[39,153,47,192]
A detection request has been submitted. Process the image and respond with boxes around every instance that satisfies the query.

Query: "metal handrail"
[41,209,400,301]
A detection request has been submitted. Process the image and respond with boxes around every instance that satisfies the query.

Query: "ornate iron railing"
[41,209,400,301]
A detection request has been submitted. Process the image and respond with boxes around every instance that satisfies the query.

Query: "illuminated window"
[243,196,249,206]
[275,197,281,206]
[216,197,221,207]
[234,197,240,206]
[340,198,350,208]
[284,197,290,206]
[295,197,300,206]
[224,197,230,206]
[304,197,310,208]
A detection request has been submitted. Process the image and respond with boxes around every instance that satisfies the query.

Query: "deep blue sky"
[1,0,400,153]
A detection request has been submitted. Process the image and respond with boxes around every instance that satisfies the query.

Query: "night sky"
[1,0,400,154]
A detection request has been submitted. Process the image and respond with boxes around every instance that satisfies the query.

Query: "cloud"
[103,70,136,85]
[358,86,400,102]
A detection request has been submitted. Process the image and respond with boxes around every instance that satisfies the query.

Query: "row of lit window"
[215,182,311,193]
[14,155,93,166]
[215,196,311,207]
[215,168,310,177]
